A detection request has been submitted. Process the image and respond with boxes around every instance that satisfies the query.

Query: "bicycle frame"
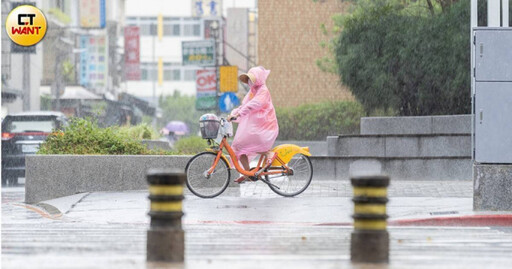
[206,136,292,178]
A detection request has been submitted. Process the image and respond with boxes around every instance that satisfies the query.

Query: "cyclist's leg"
[235,154,251,183]
[264,151,277,167]
[239,154,250,171]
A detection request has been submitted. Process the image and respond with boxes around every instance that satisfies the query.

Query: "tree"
[333,0,473,115]
[158,91,214,136]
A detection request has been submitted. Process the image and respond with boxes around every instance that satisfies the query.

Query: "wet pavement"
[2,180,512,269]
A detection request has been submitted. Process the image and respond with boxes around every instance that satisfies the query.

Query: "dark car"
[1,111,67,186]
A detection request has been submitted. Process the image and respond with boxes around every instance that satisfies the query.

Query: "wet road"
[2,183,512,269]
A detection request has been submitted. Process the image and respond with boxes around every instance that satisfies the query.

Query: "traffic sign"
[219,92,240,113]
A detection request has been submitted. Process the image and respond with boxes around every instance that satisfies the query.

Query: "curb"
[389,214,512,227]
[186,214,512,227]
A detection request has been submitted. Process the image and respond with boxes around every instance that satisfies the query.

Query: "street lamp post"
[210,20,221,116]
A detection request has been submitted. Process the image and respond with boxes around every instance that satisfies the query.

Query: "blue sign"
[79,36,89,86]
[219,92,240,113]
[100,0,106,28]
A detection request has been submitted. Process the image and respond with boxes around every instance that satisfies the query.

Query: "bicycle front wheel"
[266,154,313,197]
[185,152,231,198]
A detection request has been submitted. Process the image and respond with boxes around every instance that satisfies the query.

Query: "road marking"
[12,203,62,220]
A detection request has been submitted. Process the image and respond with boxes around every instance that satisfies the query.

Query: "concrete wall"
[274,140,327,156]
[142,140,173,151]
[311,156,471,182]
[474,164,512,211]
[327,134,471,157]
[360,115,471,135]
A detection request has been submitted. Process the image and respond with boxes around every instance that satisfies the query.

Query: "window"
[173,24,181,36]
[140,24,151,36]
[141,63,157,81]
[163,69,181,81]
[193,24,201,36]
[172,70,181,81]
[140,16,157,22]
[164,70,172,81]
[141,69,148,80]
[4,120,55,133]
[164,24,180,36]
[150,69,157,80]
[184,70,196,81]
[149,24,157,36]
[163,25,172,36]
[128,17,200,37]
[184,25,194,36]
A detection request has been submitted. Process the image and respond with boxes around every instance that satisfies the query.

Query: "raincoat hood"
[239,66,271,93]
[247,66,270,87]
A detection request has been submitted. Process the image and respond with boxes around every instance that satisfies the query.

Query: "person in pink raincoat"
[228,66,279,183]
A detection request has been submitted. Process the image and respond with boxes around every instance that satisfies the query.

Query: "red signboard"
[196,69,217,110]
[196,69,217,92]
[124,26,140,80]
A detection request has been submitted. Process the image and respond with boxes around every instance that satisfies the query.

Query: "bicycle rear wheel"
[266,154,313,197]
[185,152,231,198]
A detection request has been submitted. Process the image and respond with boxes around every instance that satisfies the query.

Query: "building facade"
[258,0,353,108]
[1,0,44,117]
[122,0,257,103]
[123,13,204,102]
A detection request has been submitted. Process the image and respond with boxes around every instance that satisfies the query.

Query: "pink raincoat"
[231,66,279,162]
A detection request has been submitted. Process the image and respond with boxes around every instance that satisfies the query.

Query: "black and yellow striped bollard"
[350,175,390,263]
[146,168,186,262]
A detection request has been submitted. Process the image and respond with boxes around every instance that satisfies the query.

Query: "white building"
[122,0,256,103]
[1,0,44,117]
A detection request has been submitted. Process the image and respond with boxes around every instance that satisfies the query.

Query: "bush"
[173,136,208,155]
[117,123,159,140]
[38,118,161,155]
[276,101,364,140]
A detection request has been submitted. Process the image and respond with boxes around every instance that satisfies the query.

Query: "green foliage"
[61,60,75,84]
[173,136,208,155]
[316,14,344,74]
[47,8,71,24]
[334,0,472,115]
[276,101,365,140]
[118,123,159,140]
[40,95,52,111]
[91,101,108,118]
[38,118,164,155]
[158,91,214,136]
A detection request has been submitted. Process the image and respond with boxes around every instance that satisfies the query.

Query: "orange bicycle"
[185,114,313,198]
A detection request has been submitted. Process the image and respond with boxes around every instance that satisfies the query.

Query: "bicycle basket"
[199,114,220,139]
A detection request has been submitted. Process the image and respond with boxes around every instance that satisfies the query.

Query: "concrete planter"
[25,154,471,204]
[25,155,192,204]
[142,140,173,151]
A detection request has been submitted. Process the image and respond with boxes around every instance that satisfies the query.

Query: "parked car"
[1,111,68,186]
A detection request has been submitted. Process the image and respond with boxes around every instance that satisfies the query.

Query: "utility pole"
[210,20,221,116]
[52,30,62,112]
[22,53,30,111]
[152,23,157,128]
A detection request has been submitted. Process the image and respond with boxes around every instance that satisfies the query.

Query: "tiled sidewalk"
[238,180,473,198]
